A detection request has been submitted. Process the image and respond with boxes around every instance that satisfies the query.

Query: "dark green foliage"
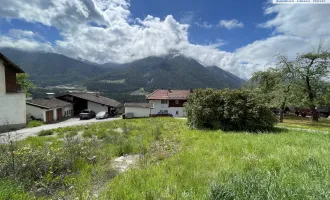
[185,89,278,131]
[38,130,54,136]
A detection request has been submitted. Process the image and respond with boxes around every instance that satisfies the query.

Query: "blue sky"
[0,0,329,78]
[0,0,275,52]
[129,0,275,51]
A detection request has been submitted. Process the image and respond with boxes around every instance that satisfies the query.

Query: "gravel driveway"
[0,117,120,143]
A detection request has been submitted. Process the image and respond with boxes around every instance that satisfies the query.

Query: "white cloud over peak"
[0,35,54,52]
[0,0,329,79]
[218,19,244,30]
[8,29,35,38]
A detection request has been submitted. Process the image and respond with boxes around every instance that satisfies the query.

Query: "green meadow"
[1,117,329,199]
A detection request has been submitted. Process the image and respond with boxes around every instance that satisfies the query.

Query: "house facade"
[0,53,26,132]
[57,92,122,116]
[124,103,153,118]
[26,94,73,123]
[146,89,192,117]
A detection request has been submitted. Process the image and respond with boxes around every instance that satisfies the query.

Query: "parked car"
[96,111,109,120]
[79,109,96,120]
[317,105,330,118]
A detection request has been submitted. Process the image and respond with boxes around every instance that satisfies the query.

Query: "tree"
[249,65,296,123]
[16,73,36,97]
[249,68,281,106]
[275,54,297,122]
[249,41,330,122]
[294,42,330,121]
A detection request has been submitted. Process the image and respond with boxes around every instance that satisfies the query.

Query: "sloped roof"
[27,98,72,109]
[146,89,192,100]
[124,103,153,108]
[64,93,122,108]
[0,52,24,73]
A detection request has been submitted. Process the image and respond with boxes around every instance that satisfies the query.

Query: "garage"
[46,110,54,123]
[26,97,73,123]
[124,103,153,118]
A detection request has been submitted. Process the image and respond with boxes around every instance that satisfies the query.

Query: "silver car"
[96,111,109,120]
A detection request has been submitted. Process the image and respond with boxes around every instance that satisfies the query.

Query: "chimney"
[168,88,171,93]
[45,93,55,99]
[95,92,100,97]
[189,89,193,93]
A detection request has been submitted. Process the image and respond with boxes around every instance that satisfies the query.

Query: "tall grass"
[1,118,329,199]
[102,122,330,199]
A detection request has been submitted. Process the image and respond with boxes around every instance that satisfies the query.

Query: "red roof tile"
[146,89,191,100]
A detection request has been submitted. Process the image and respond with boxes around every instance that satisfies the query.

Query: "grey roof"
[27,98,72,109]
[65,93,122,108]
[0,52,25,73]
[124,103,153,108]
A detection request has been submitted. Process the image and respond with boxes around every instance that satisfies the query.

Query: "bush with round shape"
[184,89,278,131]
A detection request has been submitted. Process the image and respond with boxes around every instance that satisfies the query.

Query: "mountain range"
[1,48,246,100]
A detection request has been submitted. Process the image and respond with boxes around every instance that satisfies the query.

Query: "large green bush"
[185,89,278,131]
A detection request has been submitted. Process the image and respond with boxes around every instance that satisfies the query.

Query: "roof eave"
[0,53,25,73]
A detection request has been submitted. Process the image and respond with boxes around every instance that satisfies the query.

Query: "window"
[176,111,179,115]
[175,100,179,104]
[163,110,168,114]
[161,100,168,104]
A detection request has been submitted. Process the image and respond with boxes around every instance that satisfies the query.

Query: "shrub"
[38,130,54,136]
[27,120,44,128]
[185,89,278,131]
[0,137,96,196]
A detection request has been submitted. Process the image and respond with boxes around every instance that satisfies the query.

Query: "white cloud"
[8,29,35,38]
[179,11,195,24]
[195,21,214,29]
[235,4,330,78]
[261,5,330,38]
[218,19,244,30]
[0,35,54,52]
[0,0,329,79]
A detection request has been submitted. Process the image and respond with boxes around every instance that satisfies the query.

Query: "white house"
[124,103,153,118]
[146,89,192,117]
[0,52,26,132]
[26,93,73,123]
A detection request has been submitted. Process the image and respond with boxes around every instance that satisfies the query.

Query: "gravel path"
[0,117,120,143]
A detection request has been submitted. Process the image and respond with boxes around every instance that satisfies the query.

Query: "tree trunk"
[279,109,284,123]
[305,75,318,122]
[311,108,319,122]
[279,98,286,123]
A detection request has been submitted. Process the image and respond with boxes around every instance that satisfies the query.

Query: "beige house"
[0,52,26,132]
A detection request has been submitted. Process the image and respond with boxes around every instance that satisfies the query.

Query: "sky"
[0,0,330,79]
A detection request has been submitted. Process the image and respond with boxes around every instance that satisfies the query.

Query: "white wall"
[125,107,151,118]
[26,104,46,121]
[63,105,73,117]
[0,60,27,128]
[148,100,185,117]
[88,101,108,114]
[0,60,6,94]
[27,105,73,122]
[0,93,26,126]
